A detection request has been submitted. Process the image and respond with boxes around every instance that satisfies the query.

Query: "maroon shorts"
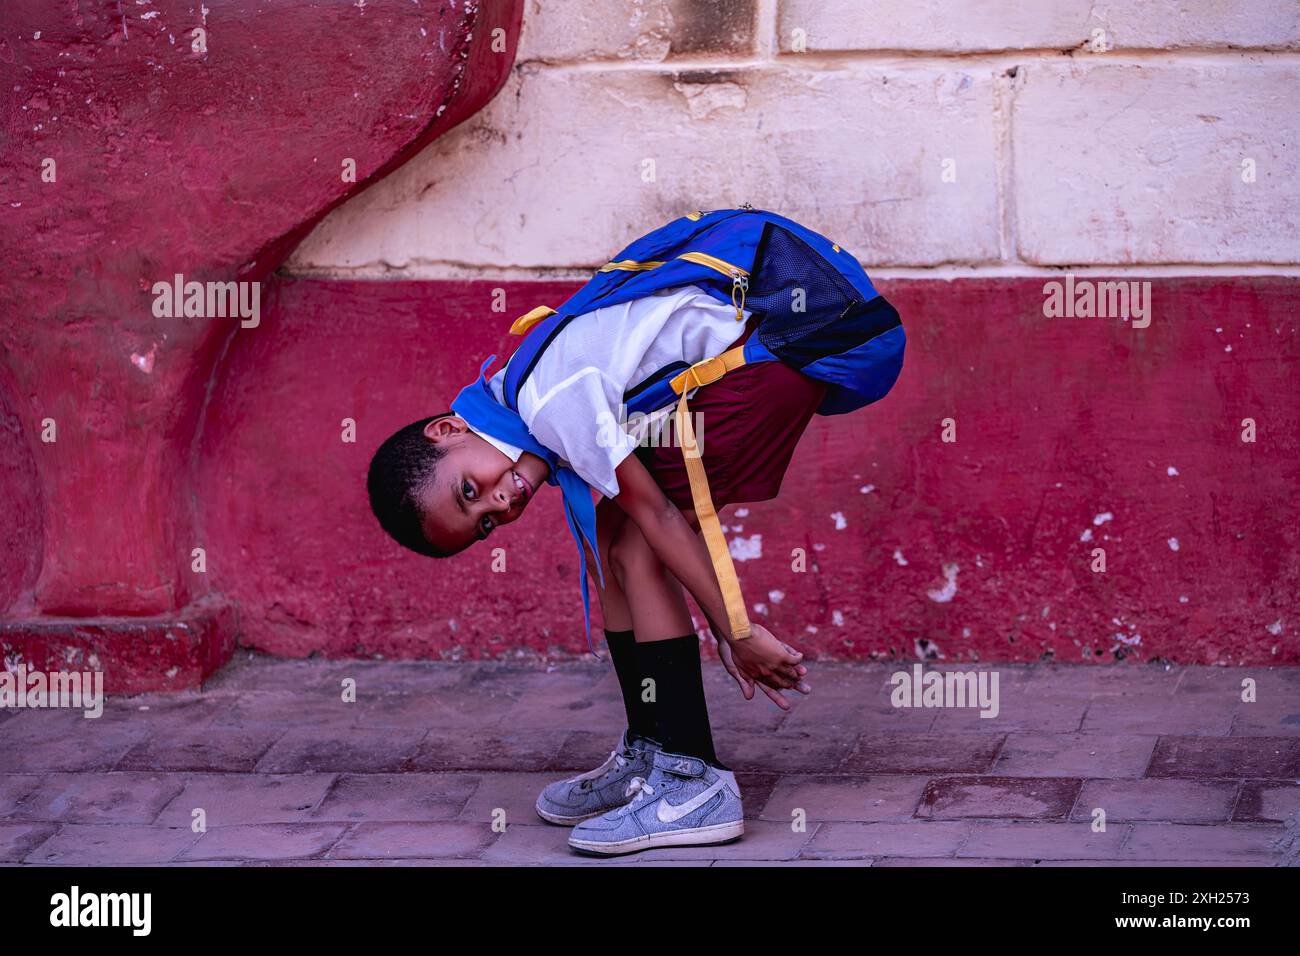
[635,324,827,511]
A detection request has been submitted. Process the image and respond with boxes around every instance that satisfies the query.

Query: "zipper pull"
[730,270,748,321]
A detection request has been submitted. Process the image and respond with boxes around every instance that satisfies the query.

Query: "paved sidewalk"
[1,656,1298,866]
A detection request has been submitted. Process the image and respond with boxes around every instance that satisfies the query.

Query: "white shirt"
[485,285,751,499]
[467,423,523,463]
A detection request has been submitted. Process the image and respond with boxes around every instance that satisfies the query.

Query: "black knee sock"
[604,629,657,743]
[636,634,723,767]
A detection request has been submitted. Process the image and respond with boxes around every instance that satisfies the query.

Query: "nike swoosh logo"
[656,780,727,824]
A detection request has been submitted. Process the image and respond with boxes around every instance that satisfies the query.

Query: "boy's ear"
[423,416,468,443]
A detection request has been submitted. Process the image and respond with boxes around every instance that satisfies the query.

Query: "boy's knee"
[607,531,633,586]
[608,524,653,585]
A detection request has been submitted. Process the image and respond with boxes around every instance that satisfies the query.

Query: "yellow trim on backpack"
[677,251,748,280]
[598,259,667,273]
[671,345,752,640]
[593,251,749,281]
[514,250,749,337]
[510,305,558,336]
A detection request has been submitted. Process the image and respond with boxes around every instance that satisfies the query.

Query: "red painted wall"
[0,363,42,615]
[194,275,1299,667]
[1,2,1295,683]
[0,0,524,689]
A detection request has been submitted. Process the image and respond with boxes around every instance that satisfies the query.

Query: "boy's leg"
[536,505,662,826]
[583,501,655,741]
[568,509,744,854]
[604,505,699,640]
[608,514,723,768]
[586,498,631,631]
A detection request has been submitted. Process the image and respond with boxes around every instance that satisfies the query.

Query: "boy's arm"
[611,452,809,701]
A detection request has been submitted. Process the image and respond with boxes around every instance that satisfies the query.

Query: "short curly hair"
[366,412,456,557]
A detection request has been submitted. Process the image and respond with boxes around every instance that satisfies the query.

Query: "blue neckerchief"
[451,356,604,653]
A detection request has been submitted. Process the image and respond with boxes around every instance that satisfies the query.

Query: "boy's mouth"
[512,469,533,504]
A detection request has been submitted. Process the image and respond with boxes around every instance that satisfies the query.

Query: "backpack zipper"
[594,251,750,318]
[732,270,748,321]
[676,251,749,321]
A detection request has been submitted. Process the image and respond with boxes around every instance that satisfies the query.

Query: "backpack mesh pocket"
[746,224,862,362]
[747,224,899,370]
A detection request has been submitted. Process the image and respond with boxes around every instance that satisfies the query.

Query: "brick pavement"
[2,657,1297,866]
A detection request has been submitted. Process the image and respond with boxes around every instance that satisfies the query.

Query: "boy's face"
[416,416,549,555]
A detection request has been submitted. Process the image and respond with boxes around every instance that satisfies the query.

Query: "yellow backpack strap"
[510,305,558,336]
[668,345,748,394]
[670,345,752,640]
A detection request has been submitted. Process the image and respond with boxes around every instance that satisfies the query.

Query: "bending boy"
[367,208,904,855]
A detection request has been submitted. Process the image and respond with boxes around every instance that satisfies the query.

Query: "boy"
[367,208,904,855]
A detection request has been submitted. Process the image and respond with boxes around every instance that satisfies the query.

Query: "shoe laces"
[574,748,631,790]
[623,775,656,804]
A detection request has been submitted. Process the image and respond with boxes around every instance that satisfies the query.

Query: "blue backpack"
[503,206,905,421]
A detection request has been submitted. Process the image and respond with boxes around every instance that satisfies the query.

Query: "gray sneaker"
[567,749,744,856]
[535,730,661,825]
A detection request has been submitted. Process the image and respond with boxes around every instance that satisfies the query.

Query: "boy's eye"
[462,479,475,500]
[480,516,494,536]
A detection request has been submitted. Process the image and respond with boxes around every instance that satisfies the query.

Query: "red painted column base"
[0,598,237,694]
